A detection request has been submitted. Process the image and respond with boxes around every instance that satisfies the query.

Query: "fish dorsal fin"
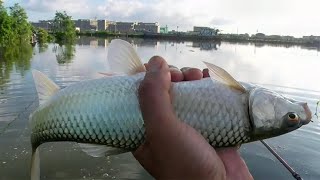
[107,39,146,75]
[32,70,60,105]
[78,143,128,157]
[203,61,246,93]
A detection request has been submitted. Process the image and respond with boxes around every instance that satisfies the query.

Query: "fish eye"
[288,113,299,122]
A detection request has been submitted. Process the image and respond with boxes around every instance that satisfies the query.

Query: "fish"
[29,39,312,180]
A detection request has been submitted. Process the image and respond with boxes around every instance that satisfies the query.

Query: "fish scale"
[31,73,252,150]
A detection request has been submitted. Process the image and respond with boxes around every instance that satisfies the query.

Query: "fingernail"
[148,56,163,72]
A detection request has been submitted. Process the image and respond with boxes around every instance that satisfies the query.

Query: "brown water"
[0,37,319,180]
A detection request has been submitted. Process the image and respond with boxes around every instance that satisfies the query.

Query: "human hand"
[134,56,253,180]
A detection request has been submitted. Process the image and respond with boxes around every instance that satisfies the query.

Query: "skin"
[134,56,253,180]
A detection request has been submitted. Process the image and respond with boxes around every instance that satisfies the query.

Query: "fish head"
[248,88,312,140]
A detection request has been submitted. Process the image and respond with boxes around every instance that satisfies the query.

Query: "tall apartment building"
[135,22,160,33]
[74,19,96,32]
[106,22,136,33]
[31,20,54,31]
[193,26,217,36]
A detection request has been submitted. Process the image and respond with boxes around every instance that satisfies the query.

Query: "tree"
[37,28,49,44]
[0,3,32,46]
[0,2,14,46]
[9,3,32,43]
[0,2,33,84]
[53,11,76,43]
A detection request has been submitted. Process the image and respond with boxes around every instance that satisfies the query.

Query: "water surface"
[0,37,319,180]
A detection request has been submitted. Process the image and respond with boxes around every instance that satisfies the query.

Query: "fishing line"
[260,140,303,180]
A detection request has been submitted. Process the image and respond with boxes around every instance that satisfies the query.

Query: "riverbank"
[221,36,320,47]
[76,31,320,48]
[77,31,221,41]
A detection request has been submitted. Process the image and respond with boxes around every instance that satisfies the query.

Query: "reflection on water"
[0,43,33,85]
[192,41,218,50]
[0,37,320,180]
[53,43,76,64]
[38,44,48,54]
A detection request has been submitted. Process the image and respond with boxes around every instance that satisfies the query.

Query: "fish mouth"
[301,102,312,125]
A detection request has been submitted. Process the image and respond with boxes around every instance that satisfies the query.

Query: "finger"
[216,147,253,179]
[181,68,203,81]
[203,68,210,78]
[138,56,177,134]
[170,66,183,82]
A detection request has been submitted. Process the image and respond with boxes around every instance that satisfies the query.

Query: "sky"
[3,0,320,37]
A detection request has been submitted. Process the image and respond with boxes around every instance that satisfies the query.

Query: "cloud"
[22,0,320,36]
[97,0,145,18]
[95,0,225,30]
[24,0,92,16]
[210,18,234,26]
[23,0,223,30]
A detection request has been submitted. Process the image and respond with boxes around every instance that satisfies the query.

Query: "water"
[0,37,319,180]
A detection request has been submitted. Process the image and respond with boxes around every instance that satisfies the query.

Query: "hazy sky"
[3,0,320,37]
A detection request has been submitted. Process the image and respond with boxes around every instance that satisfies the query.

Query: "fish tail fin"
[32,70,60,105]
[30,147,40,180]
[105,39,146,75]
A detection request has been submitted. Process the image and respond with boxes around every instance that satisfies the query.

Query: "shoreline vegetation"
[76,31,320,49]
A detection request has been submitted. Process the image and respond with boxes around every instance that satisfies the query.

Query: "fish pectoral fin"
[107,39,146,75]
[78,143,128,157]
[32,70,60,105]
[203,61,246,93]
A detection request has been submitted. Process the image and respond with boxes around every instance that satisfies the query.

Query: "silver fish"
[29,39,312,180]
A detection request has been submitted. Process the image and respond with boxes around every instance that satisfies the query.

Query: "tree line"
[0,1,77,81]
[0,2,32,47]
[0,1,76,46]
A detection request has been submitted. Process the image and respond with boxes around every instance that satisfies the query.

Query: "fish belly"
[30,74,251,149]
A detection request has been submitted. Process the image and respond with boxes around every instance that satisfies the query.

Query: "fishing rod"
[260,140,303,180]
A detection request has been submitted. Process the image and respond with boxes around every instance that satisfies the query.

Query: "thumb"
[138,56,177,135]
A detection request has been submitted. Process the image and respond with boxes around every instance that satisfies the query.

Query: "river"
[0,37,319,180]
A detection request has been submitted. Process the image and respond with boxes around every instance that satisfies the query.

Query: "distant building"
[74,19,96,32]
[105,21,116,32]
[135,22,160,33]
[267,35,282,40]
[160,26,168,33]
[31,20,54,31]
[168,30,177,34]
[97,20,107,31]
[193,26,217,36]
[254,33,266,38]
[90,19,98,28]
[282,36,295,41]
[238,33,250,39]
[107,22,136,33]
[303,36,320,41]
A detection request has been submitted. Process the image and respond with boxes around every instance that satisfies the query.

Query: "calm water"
[0,37,320,180]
